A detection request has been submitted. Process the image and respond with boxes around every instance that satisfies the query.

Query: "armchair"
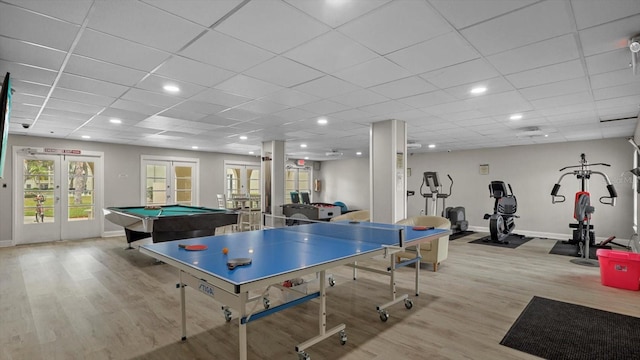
[329,210,370,222]
[395,215,450,272]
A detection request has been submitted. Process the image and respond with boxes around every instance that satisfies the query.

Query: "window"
[285,166,311,204]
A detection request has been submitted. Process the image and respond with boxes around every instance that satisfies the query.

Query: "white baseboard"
[0,239,14,247]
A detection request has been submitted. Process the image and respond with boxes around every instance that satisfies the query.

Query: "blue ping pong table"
[139,221,448,360]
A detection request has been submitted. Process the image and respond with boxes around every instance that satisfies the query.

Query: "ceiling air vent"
[325,150,343,157]
[516,126,545,138]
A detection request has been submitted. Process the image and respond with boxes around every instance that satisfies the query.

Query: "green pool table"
[104,204,239,247]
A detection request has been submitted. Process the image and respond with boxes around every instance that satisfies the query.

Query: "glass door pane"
[23,159,55,224]
[146,164,168,205]
[67,160,95,221]
[175,165,193,205]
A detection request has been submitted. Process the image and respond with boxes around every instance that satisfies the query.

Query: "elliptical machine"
[420,172,469,234]
[483,181,520,244]
[551,153,618,266]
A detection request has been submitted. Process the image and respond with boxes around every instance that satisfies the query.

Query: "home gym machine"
[483,181,521,244]
[420,171,468,234]
[551,153,618,266]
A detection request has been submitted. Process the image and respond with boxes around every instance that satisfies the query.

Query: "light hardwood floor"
[1,233,638,360]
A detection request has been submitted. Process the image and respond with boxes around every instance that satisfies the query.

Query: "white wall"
[319,137,635,241]
[0,135,259,242]
[316,157,369,211]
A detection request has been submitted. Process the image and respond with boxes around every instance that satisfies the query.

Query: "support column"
[262,140,285,227]
[370,119,407,223]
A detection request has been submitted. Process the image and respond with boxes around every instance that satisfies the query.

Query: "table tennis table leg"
[179,271,187,341]
[239,291,248,360]
[414,244,421,296]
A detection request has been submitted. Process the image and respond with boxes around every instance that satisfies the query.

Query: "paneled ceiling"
[1,0,639,160]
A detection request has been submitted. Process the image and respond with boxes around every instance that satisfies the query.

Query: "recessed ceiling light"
[82,135,91,139]
[510,114,523,120]
[356,151,362,156]
[428,144,436,148]
[163,85,180,93]
[544,134,549,137]
[470,86,487,94]
[304,156,309,160]
[239,135,248,140]
[192,146,198,149]
[249,151,254,155]
[300,144,307,148]
[109,118,122,124]
[317,118,328,125]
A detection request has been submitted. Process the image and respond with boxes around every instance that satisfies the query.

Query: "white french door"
[141,156,198,206]
[14,148,103,244]
[224,162,260,197]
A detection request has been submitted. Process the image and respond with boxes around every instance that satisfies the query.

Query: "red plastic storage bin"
[596,249,640,291]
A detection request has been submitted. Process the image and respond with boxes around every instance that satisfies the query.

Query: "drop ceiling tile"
[398,90,457,108]
[234,99,289,114]
[198,114,241,126]
[141,0,243,27]
[519,78,590,101]
[215,0,329,54]
[597,104,639,117]
[5,0,93,24]
[191,88,251,108]
[40,108,93,121]
[283,31,378,74]
[297,99,350,115]
[571,0,640,30]
[338,0,451,55]
[486,34,580,75]
[423,100,478,115]
[218,108,261,122]
[260,88,320,107]
[419,59,499,89]
[428,0,536,29]
[121,88,183,109]
[369,76,437,99]
[244,56,324,88]
[329,108,372,121]
[593,83,640,101]
[358,100,412,116]
[171,101,227,115]
[214,74,283,99]
[157,108,207,122]
[443,77,515,100]
[273,108,317,122]
[100,107,150,122]
[585,49,632,76]
[0,2,80,51]
[0,59,57,85]
[595,95,640,110]
[465,91,533,113]
[64,55,147,86]
[334,57,412,88]
[74,30,170,71]
[180,30,274,72]
[111,98,165,115]
[57,73,128,98]
[579,14,640,56]
[329,89,389,108]
[45,98,104,115]
[505,59,585,88]
[0,37,66,71]
[460,1,573,56]
[386,32,479,74]
[12,93,45,107]
[136,75,206,99]
[530,91,593,109]
[590,68,640,89]
[285,0,391,28]
[292,75,360,98]
[155,56,235,87]
[9,80,50,97]
[51,88,115,107]
[88,1,204,52]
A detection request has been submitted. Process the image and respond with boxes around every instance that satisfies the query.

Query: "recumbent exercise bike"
[483,181,521,244]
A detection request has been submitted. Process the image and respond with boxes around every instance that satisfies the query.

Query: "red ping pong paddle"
[412,226,434,231]
[178,244,208,251]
